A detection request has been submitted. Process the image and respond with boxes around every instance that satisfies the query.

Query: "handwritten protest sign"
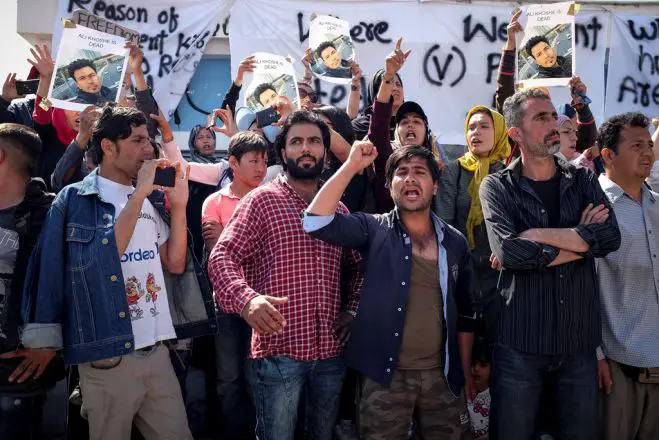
[72,9,140,44]
[309,14,355,85]
[517,2,577,88]
[230,0,608,144]
[605,14,659,117]
[55,0,222,118]
[244,53,300,111]
[47,25,128,111]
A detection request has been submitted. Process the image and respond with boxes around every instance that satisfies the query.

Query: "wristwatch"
[350,84,359,92]
[345,310,357,317]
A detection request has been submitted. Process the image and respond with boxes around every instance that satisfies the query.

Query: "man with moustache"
[208,110,363,440]
[67,59,112,106]
[478,88,621,440]
[302,143,477,440]
[595,113,659,440]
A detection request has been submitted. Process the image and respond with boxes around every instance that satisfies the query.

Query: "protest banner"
[516,2,577,88]
[230,0,608,144]
[47,25,128,111]
[604,14,659,117]
[54,0,222,118]
[244,52,300,111]
[72,9,140,44]
[309,14,356,84]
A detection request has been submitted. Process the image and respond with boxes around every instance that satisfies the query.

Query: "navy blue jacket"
[308,209,477,396]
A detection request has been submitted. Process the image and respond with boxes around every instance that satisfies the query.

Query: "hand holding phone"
[153,166,176,187]
[16,79,39,96]
[256,107,280,128]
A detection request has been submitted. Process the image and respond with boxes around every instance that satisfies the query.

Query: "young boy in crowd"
[469,340,492,440]
[201,131,268,250]
[200,130,268,439]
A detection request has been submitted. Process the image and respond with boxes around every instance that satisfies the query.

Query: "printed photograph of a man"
[67,58,112,105]
[253,82,280,109]
[246,73,298,111]
[50,48,125,108]
[518,23,573,81]
[311,35,354,80]
[525,35,572,79]
[315,40,352,77]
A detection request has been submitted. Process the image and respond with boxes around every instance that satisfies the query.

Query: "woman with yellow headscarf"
[434,105,510,340]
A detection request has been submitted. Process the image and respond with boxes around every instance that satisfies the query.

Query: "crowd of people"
[1,8,659,440]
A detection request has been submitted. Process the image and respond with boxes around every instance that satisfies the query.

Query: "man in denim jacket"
[303,143,477,440]
[21,104,215,440]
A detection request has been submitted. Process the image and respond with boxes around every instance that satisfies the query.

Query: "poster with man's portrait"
[517,2,577,88]
[47,25,129,111]
[244,53,300,111]
[309,14,355,85]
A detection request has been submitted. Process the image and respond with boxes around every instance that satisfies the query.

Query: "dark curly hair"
[597,112,649,154]
[253,82,277,107]
[385,145,441,189]
[274,111,330,171]
[315,41,337,61]
[90,102,147,163]
[67,58,97,80]
[525,35,550,60]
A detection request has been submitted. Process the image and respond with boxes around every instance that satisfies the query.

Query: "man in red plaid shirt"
[208,111,364,440]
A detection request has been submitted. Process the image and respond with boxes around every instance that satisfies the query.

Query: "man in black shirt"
[0,123,64,439]
[479,88,621,440]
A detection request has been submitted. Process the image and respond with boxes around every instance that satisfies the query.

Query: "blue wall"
[170,57,232,132]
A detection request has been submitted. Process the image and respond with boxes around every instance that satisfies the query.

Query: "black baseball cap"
[395,101,428,125]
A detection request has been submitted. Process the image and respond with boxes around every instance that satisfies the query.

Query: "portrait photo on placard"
[48,26,128,111]
[244,53,300,111]
[517,2,576,87]
[309,14,355,84]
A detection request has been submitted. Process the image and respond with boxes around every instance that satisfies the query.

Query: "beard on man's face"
[285,152,325,180]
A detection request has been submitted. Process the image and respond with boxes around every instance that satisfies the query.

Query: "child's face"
[231,151,268,189]
[471,361,491,392]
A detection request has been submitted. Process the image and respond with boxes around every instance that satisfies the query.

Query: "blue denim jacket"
[21,170,217,365]
[304,209,477,396]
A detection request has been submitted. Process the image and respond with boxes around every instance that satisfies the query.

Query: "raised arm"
[304,141,378,249]
[28,45,55,126]
[0,73,30,125]
[51,105,97,191]
[160,162,189,274]
[308,140,377,216]
[221,56,255,114]
[149,111,227,186]
[346,63,363,120]
[495,9,521,114]
[125,42,161,140]
[569,76,597,151]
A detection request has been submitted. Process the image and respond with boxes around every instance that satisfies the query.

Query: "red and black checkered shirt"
[208,175,364,361]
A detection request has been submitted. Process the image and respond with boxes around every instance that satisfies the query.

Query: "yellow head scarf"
[458,106,510,249]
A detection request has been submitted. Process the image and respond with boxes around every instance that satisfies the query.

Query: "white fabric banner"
[54,0,222,118]
[605,14,659,118]
[229,0,609,144]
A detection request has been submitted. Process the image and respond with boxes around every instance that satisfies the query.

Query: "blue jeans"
[0,394,46,440]
[490,344,598,440]
[247,356,346,440]
[215,311,254,438]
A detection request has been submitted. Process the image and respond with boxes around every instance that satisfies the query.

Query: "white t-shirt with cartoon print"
[97,176,177,350]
